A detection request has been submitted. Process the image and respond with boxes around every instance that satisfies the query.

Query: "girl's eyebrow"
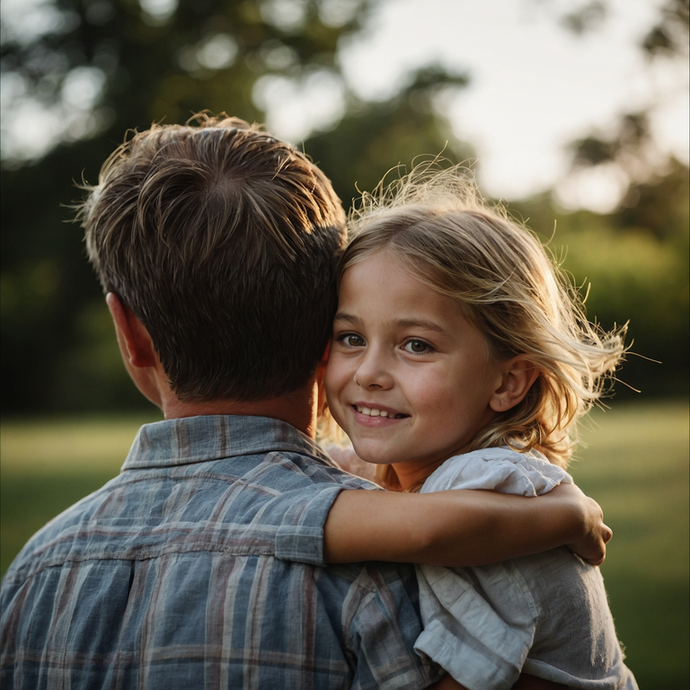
[396,318,449,336]
[334,312,450,338]
[333,311,360,325]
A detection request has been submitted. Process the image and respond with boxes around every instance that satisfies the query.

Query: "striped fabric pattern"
[1,415,440,689]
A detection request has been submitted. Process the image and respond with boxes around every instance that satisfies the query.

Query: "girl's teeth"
[358,406,390,418]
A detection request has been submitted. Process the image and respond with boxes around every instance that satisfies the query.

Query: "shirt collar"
[122,415,333,470]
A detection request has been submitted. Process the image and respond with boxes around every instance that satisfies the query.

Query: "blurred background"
[1,0,688,686]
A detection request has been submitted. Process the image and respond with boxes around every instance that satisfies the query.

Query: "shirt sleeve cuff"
[415,623,520,690]
[274,485,344,565]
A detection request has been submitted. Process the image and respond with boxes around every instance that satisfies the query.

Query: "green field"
[1,402,688,687]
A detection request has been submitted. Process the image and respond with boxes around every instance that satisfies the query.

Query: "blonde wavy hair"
[340,164,627,486]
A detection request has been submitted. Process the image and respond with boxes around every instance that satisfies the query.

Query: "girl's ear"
[489,356,539,413]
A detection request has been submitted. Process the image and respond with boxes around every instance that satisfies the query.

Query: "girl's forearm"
[323,483,609,566]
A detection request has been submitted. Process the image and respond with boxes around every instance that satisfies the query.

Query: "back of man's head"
[79,112,346,402]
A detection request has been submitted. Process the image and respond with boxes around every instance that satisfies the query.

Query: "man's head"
[79,112,346,402]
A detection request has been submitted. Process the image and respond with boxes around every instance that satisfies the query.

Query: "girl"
[324,166,638,689]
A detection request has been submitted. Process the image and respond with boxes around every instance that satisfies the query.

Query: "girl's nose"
[353,349,393,390]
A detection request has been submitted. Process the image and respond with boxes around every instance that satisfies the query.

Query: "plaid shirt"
[1,415,441,689]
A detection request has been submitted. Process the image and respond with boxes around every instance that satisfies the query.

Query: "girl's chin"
[351,447,396,466]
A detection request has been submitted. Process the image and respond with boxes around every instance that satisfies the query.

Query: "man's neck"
[159,380,320,438]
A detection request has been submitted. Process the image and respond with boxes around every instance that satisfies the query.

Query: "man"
[0,114,609,689]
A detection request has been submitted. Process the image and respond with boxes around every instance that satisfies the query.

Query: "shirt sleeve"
[273,485,345,565]
[414,448,560,689]
[414,563,534,690]
[421,447,572,497]
[341,563,445,690]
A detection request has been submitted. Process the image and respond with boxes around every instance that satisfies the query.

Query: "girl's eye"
[403,339,432,354]
[337,333,365,348]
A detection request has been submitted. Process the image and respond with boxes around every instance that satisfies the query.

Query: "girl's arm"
[323,483,610,567]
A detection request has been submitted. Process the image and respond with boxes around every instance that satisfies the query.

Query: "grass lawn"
[1,401,688,687]
[1,415,158,575]
[567,400,689,688]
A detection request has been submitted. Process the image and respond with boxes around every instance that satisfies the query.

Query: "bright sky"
[2,0,688,211]
[261,0,688,211]
[350,0,688,210]
[354,0,688,207]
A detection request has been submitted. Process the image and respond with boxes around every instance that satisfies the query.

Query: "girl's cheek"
[323,375,340,414]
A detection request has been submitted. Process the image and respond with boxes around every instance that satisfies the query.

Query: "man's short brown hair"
[79,112,346,401]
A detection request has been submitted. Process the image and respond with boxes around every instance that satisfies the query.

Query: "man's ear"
[490,356,539,413]
[106,292,157,368]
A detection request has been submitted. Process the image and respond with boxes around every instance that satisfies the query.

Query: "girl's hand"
[326,445,380,484]
[551,483,612,566]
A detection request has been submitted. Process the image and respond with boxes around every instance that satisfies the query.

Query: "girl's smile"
[325,249,510,490]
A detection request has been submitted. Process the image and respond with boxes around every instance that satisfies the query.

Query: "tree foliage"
[304,65,472,206]
[564,0,689,181]
[511,158,689,398]
[536,0,689,397]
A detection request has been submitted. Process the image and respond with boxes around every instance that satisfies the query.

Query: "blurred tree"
[533,0,690,398]
[563,0,688,185]
[1,0,374,162]
[641,0,690,57]
[616,157,689,243]
[303,65,473,206]
[511,158,689,399]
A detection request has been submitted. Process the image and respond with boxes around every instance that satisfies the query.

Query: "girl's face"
[325,249,509,490]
